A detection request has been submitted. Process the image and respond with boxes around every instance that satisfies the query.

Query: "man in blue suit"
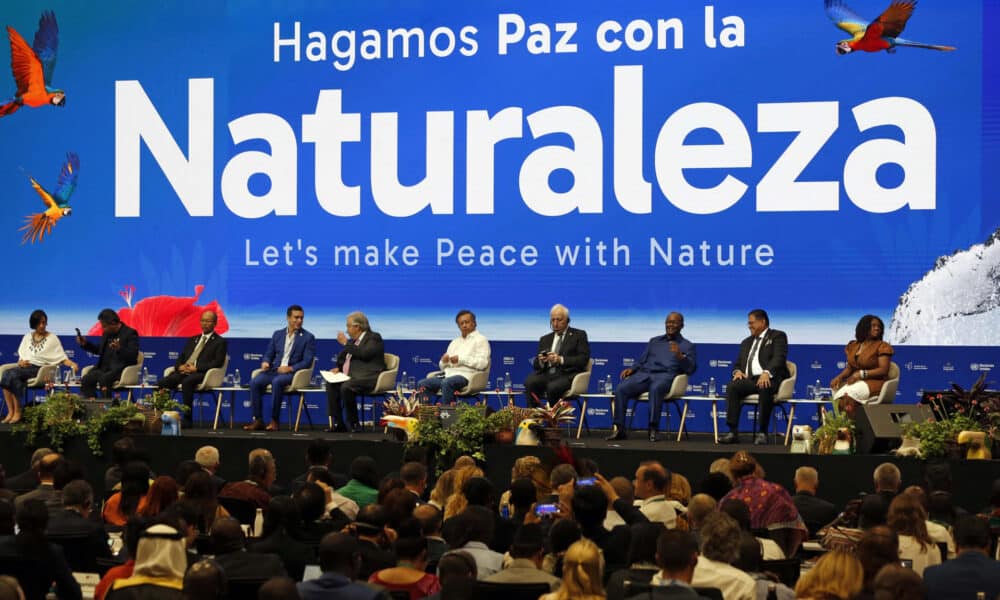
[924,515,1000,600]
[607,312,697,442]
[245,305,316,431]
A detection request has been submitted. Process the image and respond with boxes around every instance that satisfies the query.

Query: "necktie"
[747,336,762,376]
[343,341,355,375]
[548,333,563,374]
[187,335,208,366]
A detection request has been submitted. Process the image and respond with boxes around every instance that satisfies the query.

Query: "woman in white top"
[888,492,942,576]
[1,310,78,423]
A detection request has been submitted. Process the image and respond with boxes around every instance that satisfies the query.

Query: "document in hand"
[320,370,350,384]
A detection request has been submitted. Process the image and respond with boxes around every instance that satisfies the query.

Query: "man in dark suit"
[77,308,140,399]
[210,517,287,580]
[246,304,316,431]
[642,530,710,600]
[524,304,591,407]
[924,515,1000,600]
[607,312,697,442]
[720,309,789,445]
[792,466,838,538]
[3,447,53,494]
[46,480,112,574]
[325,312,386,433]
[157,310,227,426]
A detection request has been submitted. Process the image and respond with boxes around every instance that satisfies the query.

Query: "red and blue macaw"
[0,11,64,117]
[20,153,80,244]
[825,0,956,54]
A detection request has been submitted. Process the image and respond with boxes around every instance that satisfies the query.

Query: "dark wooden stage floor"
[1,424,998,511]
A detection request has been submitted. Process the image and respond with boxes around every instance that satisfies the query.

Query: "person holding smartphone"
[524,304,591,408]
[77,308,139,400]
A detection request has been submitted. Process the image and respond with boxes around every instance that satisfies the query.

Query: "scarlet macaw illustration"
[20,153,79,244]
[0,11,64,117]
[825,0,956,54]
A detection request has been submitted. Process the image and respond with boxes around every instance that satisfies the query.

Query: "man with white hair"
[792,466,838,537]
[195,446,226,492]
[523,304,590,407]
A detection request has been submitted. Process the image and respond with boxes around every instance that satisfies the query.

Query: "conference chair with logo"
[627,373,690,440]
[742,360,797,444]
[161,355,230,428]
[251,357,316,431]
[80,352,145,401]
[422,358,490,405]
[561,359,594,439]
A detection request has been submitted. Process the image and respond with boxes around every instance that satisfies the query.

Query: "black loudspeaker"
[80,399,116,419]
[854,404,931,454]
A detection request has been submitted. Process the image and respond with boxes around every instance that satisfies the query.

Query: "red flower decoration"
[88,285,230,337]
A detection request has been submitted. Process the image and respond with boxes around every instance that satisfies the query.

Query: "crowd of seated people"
[3,438,1000,600]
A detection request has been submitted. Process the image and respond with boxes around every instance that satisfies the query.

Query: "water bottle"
[709,376,716,398]
[814,379,822,400]
[401,371,408,390]
[504,372,512,392]
[604,374,613,394]
[252,508,264,537]
[234,369,241,387]
[142,366,149,387]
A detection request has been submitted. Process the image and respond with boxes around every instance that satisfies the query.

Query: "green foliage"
[142,388,189,414]
[812,412,856,454]
[485,407,514,434]
[902,414,981,459]
[14,392,144,455]
[408,404,489,471]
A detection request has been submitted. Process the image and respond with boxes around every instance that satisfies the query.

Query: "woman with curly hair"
[888,492,941,575]
[794,550,864,600]
[443,466,484,520]
[539,538,604,600]
[830,315,894,416]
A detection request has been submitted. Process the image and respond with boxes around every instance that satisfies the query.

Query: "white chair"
[422,360,491,404]
[80,352,144,400]
[356,353,401,430]
[0,363,59,414]
[559,359,594,439]
[629,373,690,437]
[869,361,900,405]
[162,355,230,428]
[743,360,797,442]
[251,357,316,431]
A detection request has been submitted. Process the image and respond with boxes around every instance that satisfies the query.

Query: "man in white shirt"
[416,310,490,404]
[634,461,677,528]
[691,512,756,600]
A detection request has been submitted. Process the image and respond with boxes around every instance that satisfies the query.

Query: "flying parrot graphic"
[825,0,956,54]
[19,153,80,244]
[0,10,64,117]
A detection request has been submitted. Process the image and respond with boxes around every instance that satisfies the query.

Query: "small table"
[675,395,723,443]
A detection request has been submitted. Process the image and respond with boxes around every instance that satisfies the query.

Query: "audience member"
[104,461,150,526]
[183,471,230,533]
[306,466,359,520]
[94,517,145,600]
[690,512,755,600]
[401,462,428,504]
[887,492,941,576]
[291,439,347,494]
[174,460,202,489]
[46,479,113,572]
[0,498,81,600]
[414,504,448,567]
[484,523,561,590]
[14,453,62,514]
[544,520,582,577]
[505,478,537,525]
[4,448,53,494]
[722,451,807,556]
[719,498,785,559]
[0,497,13,536]
[571,482,632,575]
[297,533,384,600]
[732,532,795,600]
[340,457,380,510]
[901,485,955,558]
[368,520,441,598]
[258,576,301,600]
[856,526,900,600]
[644,530,706,600]
[425,552,476,600]
[194,446,225,493]
[539,538,604,600]
[0,577,23,600]
[138,475,180,518]
[442,466,485,520]
[699,471,733,502]
[218,452,275,511]
[441,505,502,579]
[685,494,716,548]
[792,466,838,538]
[924,514,1000,600]
[606,522,664,600]
[106,523,186,600]
[249,496,314,581]
[182,559,227,600]
[353,505,399,580]
[210,517,287,580]
[104,439,136,492]
[793,550,864,600]
[634,461,677,528]
[871,564,926,600]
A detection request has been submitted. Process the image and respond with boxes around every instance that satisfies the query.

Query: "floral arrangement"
[530,400,576,427]
[383,390,423,417]
[920,372,1000,440]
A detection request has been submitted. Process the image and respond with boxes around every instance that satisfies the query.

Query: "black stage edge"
[2,426,999,510]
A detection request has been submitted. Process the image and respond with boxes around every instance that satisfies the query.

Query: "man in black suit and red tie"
[157,310,227,426]
[720,308,789,445]
[325,311,386,433]
[523,304,591,407]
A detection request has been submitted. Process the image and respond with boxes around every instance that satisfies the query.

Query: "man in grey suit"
[325,312,386,433]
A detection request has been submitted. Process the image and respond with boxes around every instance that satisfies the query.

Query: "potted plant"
[14,391,84,451]
[530,401,576,444]
[407,403,488,471]
[902,414,980,460]
[812,412,856,455]
[381,391,422,441]
[137,389,189,433]
[486,408,515,443]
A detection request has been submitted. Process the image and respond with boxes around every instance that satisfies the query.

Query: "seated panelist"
[245,304,316,432]
[157,310,227,427]
[416,309,490,405]
[77,308,139,399]
[325,311,386,433]
[830,314,894,416]
[606,312,696,443]
[523,304,590,407]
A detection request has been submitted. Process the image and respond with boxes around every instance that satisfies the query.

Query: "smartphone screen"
[535,503,559,516]
[576,477,596,486]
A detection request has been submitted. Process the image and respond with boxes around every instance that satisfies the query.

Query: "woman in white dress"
[1,309,78,423]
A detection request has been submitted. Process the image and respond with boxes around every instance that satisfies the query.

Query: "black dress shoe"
[605,426,627,441]
[718,432,739,444]
[754,433,769,445]
[648,429,658,443]
[350,423,364,433]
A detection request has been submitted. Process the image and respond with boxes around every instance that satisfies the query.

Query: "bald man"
[157,310,227,425]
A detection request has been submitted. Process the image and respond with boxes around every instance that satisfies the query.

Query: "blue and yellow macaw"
[0,11,64,117]
[20,152,80,244]
[825,0,956,55]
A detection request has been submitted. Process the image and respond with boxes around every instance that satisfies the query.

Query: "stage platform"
[1,424,997,511]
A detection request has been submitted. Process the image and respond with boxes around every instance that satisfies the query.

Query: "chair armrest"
[0,363,17,376]
[425,370,444,379]
[250,368,264,381]
[462,370,489,395]
[564,370,593,398]
[289,359,317,390]
[117,364,141,387]
[201,366,226,389]
[81,365,93,378]
[164,366,175,378]
[372,367,399,394]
